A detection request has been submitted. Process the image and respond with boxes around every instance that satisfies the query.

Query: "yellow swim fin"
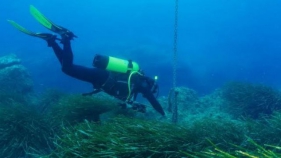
[7,20,56,40]
[8,20,37,36]
[29,5,71,35]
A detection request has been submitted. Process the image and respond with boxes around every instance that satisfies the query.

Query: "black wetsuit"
[48,37,165,116]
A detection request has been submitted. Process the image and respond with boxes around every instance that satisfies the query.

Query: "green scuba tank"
[93,54,140,73]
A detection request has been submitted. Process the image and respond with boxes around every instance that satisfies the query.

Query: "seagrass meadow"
[0,55,281,158]
[0,80,281,157]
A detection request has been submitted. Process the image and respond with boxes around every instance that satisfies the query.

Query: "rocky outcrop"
[167,87,199,112]
[0,54,33,94]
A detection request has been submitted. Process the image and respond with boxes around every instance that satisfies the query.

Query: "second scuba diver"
[8,5,165,116]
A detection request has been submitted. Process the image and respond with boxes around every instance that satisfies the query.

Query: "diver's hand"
[131,102,146,113]
[118,103,127,109]
[118,101,146,113]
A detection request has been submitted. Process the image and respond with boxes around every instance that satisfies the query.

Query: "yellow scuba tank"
[93,54,140,73]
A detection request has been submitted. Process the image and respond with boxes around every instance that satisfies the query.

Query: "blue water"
[2,0,281,96]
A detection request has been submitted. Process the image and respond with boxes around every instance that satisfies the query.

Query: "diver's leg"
[47,37,63,64]
[60,38,73,68]
[60,38,109,86]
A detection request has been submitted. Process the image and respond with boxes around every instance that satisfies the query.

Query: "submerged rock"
[167,87,199,111]
[0,54,33,94]
[0,54,21,69]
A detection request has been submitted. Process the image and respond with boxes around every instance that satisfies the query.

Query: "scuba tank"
[92,54,159,101]
[93,54,140,73]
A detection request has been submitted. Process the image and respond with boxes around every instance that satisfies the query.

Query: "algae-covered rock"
[0,54,33,94]
[0,54,33,105]
[0,65,33,92]
[221,81,281,119]
[167,87,199,112]
[159,87,201,123]
[0,53,21,69]
[48,94,119,126]
[37,88,66,113]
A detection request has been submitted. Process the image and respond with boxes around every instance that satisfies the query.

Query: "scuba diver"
[8,5,165,116]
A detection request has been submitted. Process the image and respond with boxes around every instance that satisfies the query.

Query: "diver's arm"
[143,90,165,116]
[135,76,165,116]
